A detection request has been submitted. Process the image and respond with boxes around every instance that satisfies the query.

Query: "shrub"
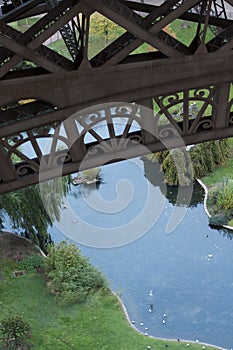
[18,254,44,271]
[146,139,231,186]
[209,215,229,228]
[44,241,108,305]
[161,148,192,186]
[208,183,233,213]
[0,315,31,349]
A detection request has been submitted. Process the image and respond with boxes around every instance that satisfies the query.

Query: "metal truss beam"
[1,50,232,109]
[0,2,84,78]
[0,0,233,194]
[91,0,195,67]
[81,0,186,58]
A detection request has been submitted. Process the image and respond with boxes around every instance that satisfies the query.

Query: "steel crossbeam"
[0,0,232,193]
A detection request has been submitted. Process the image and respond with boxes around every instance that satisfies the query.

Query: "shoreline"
[112,291,227,350]
[3,228,230,349]
[196,179,211,218]
[196,179,233,231]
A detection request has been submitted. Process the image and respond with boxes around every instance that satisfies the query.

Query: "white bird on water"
[149,290,153,297]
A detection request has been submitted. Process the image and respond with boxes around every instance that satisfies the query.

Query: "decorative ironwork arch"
[154,86,218,139]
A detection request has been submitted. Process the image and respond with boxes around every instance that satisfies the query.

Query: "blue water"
[50,159,233,349]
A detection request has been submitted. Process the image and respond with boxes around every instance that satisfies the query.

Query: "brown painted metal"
[0,0,233,194]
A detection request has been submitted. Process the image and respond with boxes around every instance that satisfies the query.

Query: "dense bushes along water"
[144,139,230,186]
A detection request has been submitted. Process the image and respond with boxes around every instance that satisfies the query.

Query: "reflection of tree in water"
[163,183,204,207]
[216,227,233,240]
[143,155,233,239]
[142,157,204,207]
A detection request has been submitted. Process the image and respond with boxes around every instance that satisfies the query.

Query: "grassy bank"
[201,139,233,226]
[201,139,233,186]
[0,233,218,350]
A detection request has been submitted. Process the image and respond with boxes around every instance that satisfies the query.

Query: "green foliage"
[90,13,124,45]
[144,151,169,164]
[0,177,70,253]
[18,254,44,271]
[209,215,229,228]
[0,315,31,349]
[0,266,215,350]
[209,141,222,164]
[161,148,192,186]
[208,183,233,213]
[147,140,230,186]
[202,138,233,186]
[44,242,108,305]
[81,167,100,180]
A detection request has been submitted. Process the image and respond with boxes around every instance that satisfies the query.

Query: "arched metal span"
[0,0,233,194]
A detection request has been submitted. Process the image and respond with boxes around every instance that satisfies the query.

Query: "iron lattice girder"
[1,50,232,112]
[1,0,233,195]
[45,0,79,61]
[91,0,194,67]
[1,0,44,23]
[83,0,197,59]
[90,0,233,67]
[110,1,233,32]
[0,1,84,76]
[0,0,232,76]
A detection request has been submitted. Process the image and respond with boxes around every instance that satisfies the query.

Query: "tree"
[161,148,192,186]
[90,13,124,46]
[81,167,100,180]
[0,177,70,252]
[44,241,108,305]
[0,314,31,349]
[144,139,230,186]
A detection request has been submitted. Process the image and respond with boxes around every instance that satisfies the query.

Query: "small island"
[72,167,101,186]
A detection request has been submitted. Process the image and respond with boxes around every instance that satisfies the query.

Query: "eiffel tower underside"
[0,0,233,194]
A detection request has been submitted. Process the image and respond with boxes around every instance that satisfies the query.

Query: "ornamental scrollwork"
[16,163,39,176]
[154,86,217,136]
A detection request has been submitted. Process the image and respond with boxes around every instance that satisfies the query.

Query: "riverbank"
[197,179,233,231]
[114,291,227,350]
[0,232,222,350]
[201,139,233,187]
[200,138,233,228]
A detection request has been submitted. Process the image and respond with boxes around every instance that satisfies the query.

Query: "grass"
[0,235,218,350]
[201,139,233,227]
[201,139,233,187]
[9,18,39,32]
[169,19,214,46]
[228,218,233,226]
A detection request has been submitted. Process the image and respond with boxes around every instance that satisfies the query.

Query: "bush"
[209,215,229,228]
[18,254,44,271]
[147,139,231,186]
[208,183,233,213]
[0,315,31,349]
[81,167,100,180]
[44,242,108,305]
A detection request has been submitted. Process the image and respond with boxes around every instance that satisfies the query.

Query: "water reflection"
[142,157,204,207]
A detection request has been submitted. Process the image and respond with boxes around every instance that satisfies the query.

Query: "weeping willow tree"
[161,148,193,186]
[144,139,230,186]
[0,177,70,252]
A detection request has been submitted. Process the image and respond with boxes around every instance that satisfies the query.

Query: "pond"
[50,157,233,349]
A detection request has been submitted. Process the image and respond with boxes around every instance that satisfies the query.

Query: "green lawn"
[201,139,233,187]
[169,19,214,46]
[9,17,39,32]
[0,256,217,350]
